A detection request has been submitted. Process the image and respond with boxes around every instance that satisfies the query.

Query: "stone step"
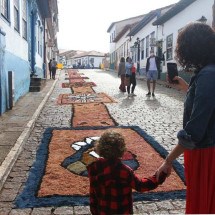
[29,86,42,92]
[29,78,46,92]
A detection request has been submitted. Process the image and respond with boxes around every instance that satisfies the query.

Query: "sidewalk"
[0,77,58,191]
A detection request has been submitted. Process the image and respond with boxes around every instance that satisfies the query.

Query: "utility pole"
[134,37,140,75]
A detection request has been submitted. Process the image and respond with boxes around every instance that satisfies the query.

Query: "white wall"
[157,0,214,72]
[90,56,104,68]
[115,29,131,65]
[0,2,28,61]
[109,25,116,54]
[130,18,158,69]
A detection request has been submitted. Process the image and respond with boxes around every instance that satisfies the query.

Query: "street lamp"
[197,16,207,24]
[133,37,140,75]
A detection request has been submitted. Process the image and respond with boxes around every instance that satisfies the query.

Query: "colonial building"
[59,50,107,69]
[0,0,58,115]
[153,0,214,80]
[59,50,86,67]
[107,0,215,81]
[127,5,173,77]
[72,51,106,69]
[107,14,145,70]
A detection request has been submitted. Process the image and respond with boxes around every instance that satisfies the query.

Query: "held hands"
[156,159,173,182]
[156,171,167,185]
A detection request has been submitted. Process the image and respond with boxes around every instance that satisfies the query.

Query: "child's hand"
[156,171,167,185]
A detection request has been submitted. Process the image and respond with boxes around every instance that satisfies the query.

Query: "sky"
[57,0,180,53]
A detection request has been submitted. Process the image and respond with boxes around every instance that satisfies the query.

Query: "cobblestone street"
[0,69,186,214]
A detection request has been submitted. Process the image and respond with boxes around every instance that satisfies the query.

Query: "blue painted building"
[0,0,54,115]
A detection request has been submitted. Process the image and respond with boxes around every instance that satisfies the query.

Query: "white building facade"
[107,15,145,70]
[153,0,214,80]
[107,0,215,81]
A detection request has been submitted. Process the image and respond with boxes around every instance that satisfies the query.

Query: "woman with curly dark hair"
[157,22,215,214]
[87,131,166,215]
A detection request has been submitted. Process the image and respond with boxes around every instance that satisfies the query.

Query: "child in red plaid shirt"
[87,131,167,215]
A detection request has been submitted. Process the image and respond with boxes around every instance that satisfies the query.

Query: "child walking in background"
[87,131,167,215]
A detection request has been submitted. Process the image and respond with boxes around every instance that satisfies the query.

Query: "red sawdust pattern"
[67,69,79,74]
[62,82,97,88]
[37,128,185,197]
[72,103,116,127]
[72,86,95,94]
[57,93,116,105]
[69,79,86,84]
[66,77,89,79]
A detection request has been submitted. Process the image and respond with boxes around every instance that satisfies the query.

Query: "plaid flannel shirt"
[87,158,160,215]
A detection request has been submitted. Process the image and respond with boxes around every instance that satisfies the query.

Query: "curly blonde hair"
[96,131,126,159]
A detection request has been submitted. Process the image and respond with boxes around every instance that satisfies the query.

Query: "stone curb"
[0,77,58,191]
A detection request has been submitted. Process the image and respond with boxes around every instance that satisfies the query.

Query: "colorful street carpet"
[62,82,97,88]
[15,69,186,209]
[65,77,89,80]
[72,86,95,94]
[57,93,116,104]
[72,103,118,127]
[15,126,185,208]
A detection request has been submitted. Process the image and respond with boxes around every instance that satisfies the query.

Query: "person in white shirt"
[145,50,165,97]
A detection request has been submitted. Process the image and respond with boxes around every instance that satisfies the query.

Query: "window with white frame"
[1,0,10,20]
[39,26,43,56]
[14,0,20,32]
[141,38,144,60]
[150,31,156,48]
[146,35,149,58]
[150,31,155,40]
[90,58,94,64]
[22,0,27,39]
[37,21,40,53]
[166,34,173,60]
[37,20,43,56]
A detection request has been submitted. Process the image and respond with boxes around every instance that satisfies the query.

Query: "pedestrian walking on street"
[145,50,165,97]
[130,64,137,96]
[125,57,133,97]
[87,131,167,215]
[156,22,215,214]
[118,57,126,92]
[51,58,58,80]
[48,59,52,79]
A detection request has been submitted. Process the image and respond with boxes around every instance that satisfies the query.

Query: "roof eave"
[127,12,157,36]
[153,0,197,26]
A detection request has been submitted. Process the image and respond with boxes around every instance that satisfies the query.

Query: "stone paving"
[0,69,186,214]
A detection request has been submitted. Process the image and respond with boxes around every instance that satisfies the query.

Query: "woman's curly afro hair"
[96,131,126,159]
[175,22,215,70]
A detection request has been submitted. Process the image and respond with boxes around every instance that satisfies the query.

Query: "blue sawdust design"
[15,126,185,208]
[61,137,139,177]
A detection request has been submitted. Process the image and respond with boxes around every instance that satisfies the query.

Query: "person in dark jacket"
[145,50,165,97]
[48,59,52,79]
[87,131,166,215]
[51,58,57,80]
[156,22,215,214]
[118,57,126,92]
